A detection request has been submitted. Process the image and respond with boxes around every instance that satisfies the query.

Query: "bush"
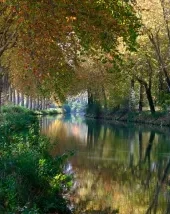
[0,106,72,214]
[158,92,170,111]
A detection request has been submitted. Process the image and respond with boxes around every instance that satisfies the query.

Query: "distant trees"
[84,0,170,114]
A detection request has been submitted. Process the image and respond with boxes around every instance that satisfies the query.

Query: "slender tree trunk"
[39,97,42,110]
[101,85,107,109]
[17,91,20,105]
[0,67,3,110]
[41,98,45,110]
[129,79,135,111]
[0,91,2,111]
[145,86,155,114]
[8,86,12,103]
[11,89,14,103]
[30,96,33,110]
[44,98,47,110]
[148,33,170,91]
[37,97,40,110]
[25,95,29,108]
[0,77,2,111]
[21,93,24,106]
[137,79,155,114]
[33,99,36,110]
[139,84,144,112]
[88,89,94,106]
[12,89,16,105]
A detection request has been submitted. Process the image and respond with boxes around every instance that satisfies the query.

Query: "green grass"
[34,108,63,115]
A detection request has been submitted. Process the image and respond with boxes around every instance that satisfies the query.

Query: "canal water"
[41,114,170,214]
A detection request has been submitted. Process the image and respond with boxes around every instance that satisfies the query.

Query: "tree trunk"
[37,97,40,110]
[39,97,43,110]
[148,33,170,91]
[21,93,24,106]
[25,96,29,108]
[41,98,45,110]
[0,67,3,110]
[9,86,13,103]
[12,89,16,105]
[30,96,33,110]
[17,91,20,105]
[139,84,144,112]
[145,86,155,114]
[44,98,47,110]
[0,77,2,111]
[0,91,1,111]
[129,79,135,111]
[88,89,94,106]
[33,99,36,110]
[101,85,107,109]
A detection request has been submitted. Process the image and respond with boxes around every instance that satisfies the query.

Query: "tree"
[0,0,140,104]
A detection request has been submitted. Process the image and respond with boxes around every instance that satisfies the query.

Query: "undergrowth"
[0,106,72,214]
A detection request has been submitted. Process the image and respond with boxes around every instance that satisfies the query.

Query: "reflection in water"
[41,115,170,214]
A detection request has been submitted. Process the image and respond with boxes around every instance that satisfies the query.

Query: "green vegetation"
[2,0,170,121]
[0,106,72,214]
[34,108,63,116]
[86,107,170,126]
[2,0,170,213]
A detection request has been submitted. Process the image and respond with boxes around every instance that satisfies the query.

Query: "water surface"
[41,114,170,214]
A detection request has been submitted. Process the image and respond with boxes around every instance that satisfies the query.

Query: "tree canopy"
[0,0,140,101]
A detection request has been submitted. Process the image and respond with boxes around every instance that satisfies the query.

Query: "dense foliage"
[0,106,72,214]
[0,0,140,103]
[80,0,170,116]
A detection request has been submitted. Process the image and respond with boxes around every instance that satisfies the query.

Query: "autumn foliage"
[0,0,140,101]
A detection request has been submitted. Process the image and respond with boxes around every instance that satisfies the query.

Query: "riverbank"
[86,111,170,126]
[34,107,63,115]
[0,106,72,214]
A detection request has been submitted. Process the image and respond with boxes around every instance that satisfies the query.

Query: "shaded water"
[41,114,170,214]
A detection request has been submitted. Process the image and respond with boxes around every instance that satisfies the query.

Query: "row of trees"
[0,0,140,108]
[7,88,49,110]
[0,74,49,109]
[3,0,168,115]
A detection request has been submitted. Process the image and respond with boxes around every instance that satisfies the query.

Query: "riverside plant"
[0,106,73,214]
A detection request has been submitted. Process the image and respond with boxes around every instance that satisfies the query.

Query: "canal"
[41,114,170,214]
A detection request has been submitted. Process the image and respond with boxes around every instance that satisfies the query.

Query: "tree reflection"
[138,130,143,169]
[144,131,155,165]
[145,159,170,214]
[41,116,170,214]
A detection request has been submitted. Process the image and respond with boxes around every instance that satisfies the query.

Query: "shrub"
[0,106,72,214]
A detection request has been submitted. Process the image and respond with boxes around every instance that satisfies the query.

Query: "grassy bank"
[86,110,170,126]
[0,106,72,214]
[34,108,63,116]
